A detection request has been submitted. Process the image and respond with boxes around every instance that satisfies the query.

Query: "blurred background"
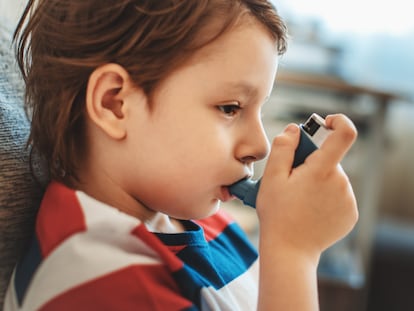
[1,1,413,310]
[227,1,414,310]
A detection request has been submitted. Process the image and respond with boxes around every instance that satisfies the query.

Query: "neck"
[73,162,185,233]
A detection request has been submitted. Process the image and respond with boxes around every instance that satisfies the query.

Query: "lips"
[219,186,235,202]
[219,171,252,202]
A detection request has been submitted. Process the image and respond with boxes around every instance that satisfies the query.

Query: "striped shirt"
[4,182,259,310]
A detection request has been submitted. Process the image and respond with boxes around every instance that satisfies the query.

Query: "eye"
[217,104,241,117]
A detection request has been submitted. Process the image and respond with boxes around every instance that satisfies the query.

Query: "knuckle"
[337,171,359,223]
[326,166,352,191]
[337,168,352,188]
[352,205,359,223]
[346,196,359,226]
[271,134,291,148]
[336,114,358,141]
[339,123,358,144]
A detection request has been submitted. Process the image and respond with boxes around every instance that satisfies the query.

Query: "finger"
[311,114,357,169]
[262,123,300,181]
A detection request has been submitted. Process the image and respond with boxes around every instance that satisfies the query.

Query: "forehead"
[182,16,279,87]
[191,14,277,63]
[151,14,279,103]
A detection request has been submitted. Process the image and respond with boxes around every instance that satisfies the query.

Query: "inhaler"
[229,113,332,208]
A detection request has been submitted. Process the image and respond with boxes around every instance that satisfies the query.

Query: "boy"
[5,0,358,310]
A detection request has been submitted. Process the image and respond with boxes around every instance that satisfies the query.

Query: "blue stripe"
[14,235,43,306]
[172,223,257,307]
[173,268,203,309]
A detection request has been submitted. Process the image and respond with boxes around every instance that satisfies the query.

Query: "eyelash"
[217,104,241,117]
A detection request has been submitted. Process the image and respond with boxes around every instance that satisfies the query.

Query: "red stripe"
[165,244,187,254]
[39,265,193,311]
[132,225,184,272]
[195,210,234,242]
[36,182,86,257]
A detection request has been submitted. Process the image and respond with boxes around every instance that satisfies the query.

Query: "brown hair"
[14,0,288,185]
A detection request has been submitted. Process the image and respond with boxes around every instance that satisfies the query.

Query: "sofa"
[0,22,46,308]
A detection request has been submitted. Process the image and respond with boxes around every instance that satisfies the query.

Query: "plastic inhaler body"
[229,113,331,208]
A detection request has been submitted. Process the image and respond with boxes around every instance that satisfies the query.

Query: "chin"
[179,201,221,220]
[195,201,221,220]
[161,197,220,220]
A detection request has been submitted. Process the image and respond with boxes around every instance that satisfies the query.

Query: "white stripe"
[201,260,259,311]
[21,192,163,310]
[3,270,20,311]
[76,190,141,233]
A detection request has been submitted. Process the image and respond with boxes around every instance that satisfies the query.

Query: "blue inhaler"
[229,113,331,208]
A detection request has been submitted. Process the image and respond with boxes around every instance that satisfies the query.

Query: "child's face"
[123,18,279,220]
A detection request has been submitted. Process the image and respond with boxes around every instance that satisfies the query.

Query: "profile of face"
[117,17,279,220]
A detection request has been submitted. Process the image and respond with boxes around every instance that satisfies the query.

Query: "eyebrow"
[221,81,259,101]
[220,81,272,106]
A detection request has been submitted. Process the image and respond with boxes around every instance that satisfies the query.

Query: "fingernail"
[285,124,298,134]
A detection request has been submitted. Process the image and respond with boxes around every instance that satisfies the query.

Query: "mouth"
[219,186,236,202]
[220,175,251,202]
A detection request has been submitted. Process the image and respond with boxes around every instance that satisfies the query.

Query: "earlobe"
[86,64,131,140]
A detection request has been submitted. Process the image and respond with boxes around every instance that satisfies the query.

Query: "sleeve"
[38,263,196,311]
[15,220,198,311]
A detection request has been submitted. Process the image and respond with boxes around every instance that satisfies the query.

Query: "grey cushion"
[0,23,46,307]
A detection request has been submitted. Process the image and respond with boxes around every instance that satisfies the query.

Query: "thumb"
[261,123,300,182]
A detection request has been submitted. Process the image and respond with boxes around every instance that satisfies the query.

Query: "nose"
[236,120,270,165]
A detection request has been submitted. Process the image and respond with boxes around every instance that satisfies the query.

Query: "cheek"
[126,112,234,182]
[163,124,230,164]
[179,134,232,173]
[147,135,231,192]
[135,170,218,218]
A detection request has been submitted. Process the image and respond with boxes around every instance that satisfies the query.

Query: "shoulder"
[10,182,192,310]
[196,209,257,256]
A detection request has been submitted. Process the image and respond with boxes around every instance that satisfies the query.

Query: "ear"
[86,63,134,140]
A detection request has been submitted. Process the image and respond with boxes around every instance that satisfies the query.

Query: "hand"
[256,113,358,261]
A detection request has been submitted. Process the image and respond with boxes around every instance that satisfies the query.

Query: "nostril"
[239,155,257,164]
